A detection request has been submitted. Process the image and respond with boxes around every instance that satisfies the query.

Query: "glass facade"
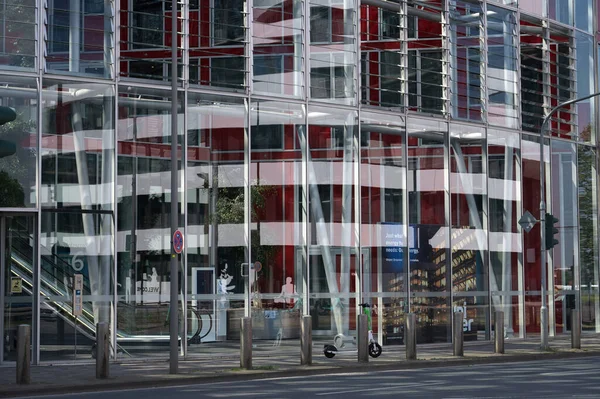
[1,0,600,363]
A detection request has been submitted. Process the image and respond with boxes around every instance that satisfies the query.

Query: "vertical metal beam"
[300,315,312,365]
[453,311,463,356]
[357,314,368,362]
[495,311,504,354]
[96,322,109,379]
[0,216,5,364]
[69,0,81,73]
[16,325,31,384]
[170,0,179,375]
[405,313,417,360]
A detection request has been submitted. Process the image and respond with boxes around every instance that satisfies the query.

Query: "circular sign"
[253,261,262,273]
[173,229,184,254]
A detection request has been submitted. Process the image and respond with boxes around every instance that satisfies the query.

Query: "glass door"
[1,214,36,364]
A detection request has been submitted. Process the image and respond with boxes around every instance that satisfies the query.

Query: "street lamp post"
[538,91,600,350]
[170,0,179,374]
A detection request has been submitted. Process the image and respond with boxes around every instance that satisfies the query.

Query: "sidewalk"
[2,335,600,398]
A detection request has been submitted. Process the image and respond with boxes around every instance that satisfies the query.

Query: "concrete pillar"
[240,317,252,369]
[96,322,109,379]
[16,325,30,384]
[571,310,581,349]
[301,315,312,365]
[495,311,504,354]
[357,314,368,363]
[405,313,417,360]
[453,312,464,357]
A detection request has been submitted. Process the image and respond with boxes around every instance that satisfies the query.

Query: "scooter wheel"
[369,342,382,358]
[324,344,337,358]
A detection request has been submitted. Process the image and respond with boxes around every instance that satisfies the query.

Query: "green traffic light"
[0,106,16,125]
[545,212,559,250]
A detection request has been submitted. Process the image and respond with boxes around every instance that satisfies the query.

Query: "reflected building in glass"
[0,0,599,363]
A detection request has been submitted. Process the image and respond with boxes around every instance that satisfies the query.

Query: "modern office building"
[0,0,599,363]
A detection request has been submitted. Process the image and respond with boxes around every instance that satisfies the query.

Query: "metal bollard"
[405,313,417,360]
[571,310,581,349]
[453,312,464,357]
[301,315,312,365]
[494,311,504,354]
[96,322,109,379]
[240,317,252,369]
[357,314,368,363]
[16,325,30,384]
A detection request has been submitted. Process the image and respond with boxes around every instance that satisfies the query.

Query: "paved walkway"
[1,335,600,398]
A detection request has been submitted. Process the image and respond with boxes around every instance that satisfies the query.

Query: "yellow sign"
[10,277,22,294]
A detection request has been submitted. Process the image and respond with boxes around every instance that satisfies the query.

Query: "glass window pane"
[46,0,113,77]
[0,0,37,70]
[0,77,37,208]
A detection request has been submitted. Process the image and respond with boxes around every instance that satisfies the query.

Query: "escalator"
[6,225,200,356]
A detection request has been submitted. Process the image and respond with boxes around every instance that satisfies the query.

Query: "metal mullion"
[247,0,253,95]
[0,217,5,364]
[480,0,488,125]
[441,0,450,118]
[182,85,188,358]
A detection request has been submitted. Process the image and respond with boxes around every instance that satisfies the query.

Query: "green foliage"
[0,116,35,206]
[0,170,24,207]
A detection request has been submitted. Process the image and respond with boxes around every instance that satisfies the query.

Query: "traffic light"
[0,106,16,125]
[0,106,16,158]
[545,213,559,250]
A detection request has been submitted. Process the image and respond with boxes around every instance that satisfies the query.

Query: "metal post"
[357,314,368,363]
[240,317,252,369]
[169,0,179,375]
[494,311,504,354]
[96,322,109,379]
[405,313,417,360]
[453,312,463,357]
[571,309,581,349]
[301,315,312,365]
[16,325,30,384]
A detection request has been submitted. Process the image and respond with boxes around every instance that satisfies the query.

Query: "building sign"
[10,277,22,294]
[73,274,83,317]
[382,223,418,272]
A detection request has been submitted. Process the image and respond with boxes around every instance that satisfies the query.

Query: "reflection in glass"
[0,77,37,208]
[185,93,246,346]
[489,128,522,338]
[250,101,304,345]
[361,111,406,345]
[0,0,37,69]
[551,140,577,334]
[578,145,598,331]
[307,106,357,338]
[309,0,356,104]
[116,86,182,352]
[252,0,303,96]
[2,215,35,362]
[408,117,450,343]
[46,0,113,77]
[487,6,518,128]
[450,123,488,339]
[40,80,115,360]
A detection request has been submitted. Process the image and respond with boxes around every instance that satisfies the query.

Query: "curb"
[1,350,600,398]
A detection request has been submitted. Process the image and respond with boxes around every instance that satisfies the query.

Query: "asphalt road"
[16,356,600,399]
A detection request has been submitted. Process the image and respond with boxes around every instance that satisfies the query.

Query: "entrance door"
[1,214,36,364]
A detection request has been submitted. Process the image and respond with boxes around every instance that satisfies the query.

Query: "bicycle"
[164,304,213,344]
[323,303,382,358]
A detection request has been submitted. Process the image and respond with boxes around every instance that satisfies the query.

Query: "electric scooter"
[323,303,382,358]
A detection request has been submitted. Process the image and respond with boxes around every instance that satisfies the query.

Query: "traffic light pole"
[539,91,600,350]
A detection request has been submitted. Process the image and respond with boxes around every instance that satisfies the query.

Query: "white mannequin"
[275,277,297,305]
